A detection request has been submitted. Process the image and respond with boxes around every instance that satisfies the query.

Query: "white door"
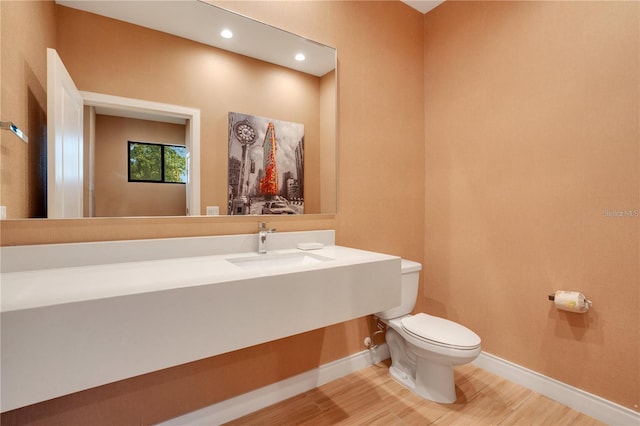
[47,48,84,218]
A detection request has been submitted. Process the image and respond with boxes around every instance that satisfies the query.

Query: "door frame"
[81,91,201,216]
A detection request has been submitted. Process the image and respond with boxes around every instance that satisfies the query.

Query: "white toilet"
[375,259,481,403]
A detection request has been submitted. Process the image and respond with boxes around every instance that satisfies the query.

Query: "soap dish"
[296,242,324,250]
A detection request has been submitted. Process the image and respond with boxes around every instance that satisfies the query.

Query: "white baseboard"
[158,344,389,426]
[472,351,640,425]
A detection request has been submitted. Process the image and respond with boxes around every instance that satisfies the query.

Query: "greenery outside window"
[128,141,187,184]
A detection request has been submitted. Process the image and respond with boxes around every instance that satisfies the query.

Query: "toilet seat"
[401,313,481,350]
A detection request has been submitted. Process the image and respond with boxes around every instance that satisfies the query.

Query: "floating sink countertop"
[3,245,390,313]
[1,231,402,412]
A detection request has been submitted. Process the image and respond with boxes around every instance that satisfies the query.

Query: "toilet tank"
[375,259,422,320]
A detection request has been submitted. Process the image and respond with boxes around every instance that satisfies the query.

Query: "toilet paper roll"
[554,290,591,313]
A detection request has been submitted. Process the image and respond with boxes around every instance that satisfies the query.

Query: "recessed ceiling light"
[220,29,233,39]
[295,53,306,61]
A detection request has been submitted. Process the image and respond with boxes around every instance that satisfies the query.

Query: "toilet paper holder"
[548,291,592,313]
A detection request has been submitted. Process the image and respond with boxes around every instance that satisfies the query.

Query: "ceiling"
[55,0,336,77]
[401,0,445,14]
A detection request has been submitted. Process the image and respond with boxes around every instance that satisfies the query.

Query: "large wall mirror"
[0,0,336,219]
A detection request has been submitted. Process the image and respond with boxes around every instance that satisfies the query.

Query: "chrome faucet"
[258,221,276,254]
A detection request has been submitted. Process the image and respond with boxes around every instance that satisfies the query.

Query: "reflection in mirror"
[0,0,336,219]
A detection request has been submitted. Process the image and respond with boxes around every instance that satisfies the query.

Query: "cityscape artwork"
[228,112,305,215]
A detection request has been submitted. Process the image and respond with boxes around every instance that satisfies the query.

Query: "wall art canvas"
[228,112,304,215]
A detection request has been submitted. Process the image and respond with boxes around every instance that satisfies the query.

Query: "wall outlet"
[0,206,6,220]
[206,206,219,216]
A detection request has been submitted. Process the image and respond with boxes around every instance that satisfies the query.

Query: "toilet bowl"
[375,260,481,403]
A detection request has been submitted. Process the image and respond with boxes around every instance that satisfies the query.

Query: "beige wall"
[320,69,337,214]
[1,1,425,424]
[423,1,639,411]
[0,0,55,218]
[93,115,187,217]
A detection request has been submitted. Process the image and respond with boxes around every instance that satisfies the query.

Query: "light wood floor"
[226,361,604,425]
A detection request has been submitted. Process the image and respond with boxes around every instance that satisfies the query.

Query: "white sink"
[227,251,333,271]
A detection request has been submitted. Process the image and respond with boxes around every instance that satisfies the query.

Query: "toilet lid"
[401,313,481,349]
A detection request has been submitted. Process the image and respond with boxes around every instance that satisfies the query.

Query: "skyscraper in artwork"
[259,122,278,197]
